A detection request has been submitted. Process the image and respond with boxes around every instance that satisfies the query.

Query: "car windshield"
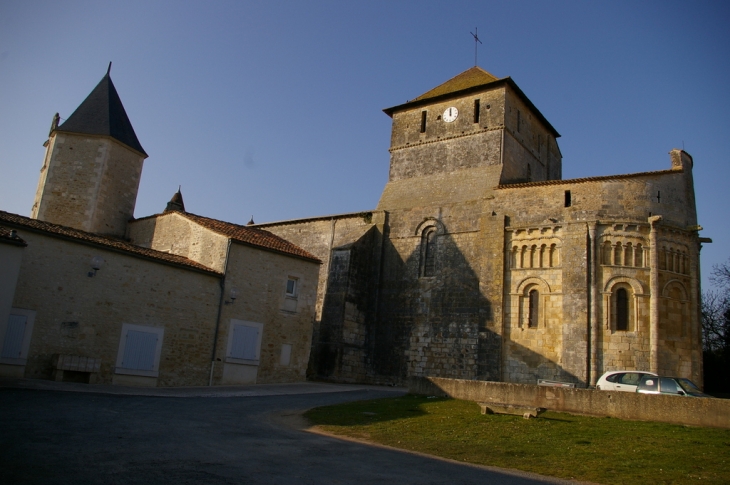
[677,378,702,393]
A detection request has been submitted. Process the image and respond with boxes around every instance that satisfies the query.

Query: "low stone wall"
[409,376,730,429]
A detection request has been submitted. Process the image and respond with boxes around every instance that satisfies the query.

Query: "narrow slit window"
[473,99,480,123]
[421,228,437,277]
[616,288,629,331]
[420,111,427,133]
[517,110,521,132]
[564,190,571,207]
[528,289,539,328]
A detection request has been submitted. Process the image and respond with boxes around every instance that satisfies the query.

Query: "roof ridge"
[174,211,321,263]
[411,66,501,102]
[497,168,681,189]
[0,210,220,274]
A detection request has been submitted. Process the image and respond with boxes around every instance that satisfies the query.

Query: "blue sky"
[1,1,728,286]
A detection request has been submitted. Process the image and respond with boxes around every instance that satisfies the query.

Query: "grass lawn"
[304,395,730,484]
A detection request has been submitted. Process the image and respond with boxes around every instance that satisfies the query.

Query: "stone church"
[0,65,706,388]
[258,66,706,388]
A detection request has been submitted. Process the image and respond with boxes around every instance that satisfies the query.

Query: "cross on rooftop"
[470,28,482,66]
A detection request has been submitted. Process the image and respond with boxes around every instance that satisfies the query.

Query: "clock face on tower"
[443,107,458,123]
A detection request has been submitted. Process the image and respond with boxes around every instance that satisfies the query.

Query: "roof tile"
[0,211,219,275]
[412,66,500,102]
[496,168,681,189]
[172,211,321,263]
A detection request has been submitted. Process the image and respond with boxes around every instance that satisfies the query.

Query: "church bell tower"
[31,65,148,237]
[378,67,562,210]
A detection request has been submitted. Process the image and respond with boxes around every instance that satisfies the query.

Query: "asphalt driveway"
[0,380,576,484]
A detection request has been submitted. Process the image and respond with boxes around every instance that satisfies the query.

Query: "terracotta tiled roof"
[0,226,27,246]
[0,211,220,275]
[412,66,500,102]
[496,168,680,189]
[174,211,321,263]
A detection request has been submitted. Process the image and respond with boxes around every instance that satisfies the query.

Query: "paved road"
[0,380,576,484]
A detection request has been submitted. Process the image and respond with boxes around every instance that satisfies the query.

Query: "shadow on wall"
[309,221,578,386]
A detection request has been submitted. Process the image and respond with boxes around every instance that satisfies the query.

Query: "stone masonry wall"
[492,152,701,384]
[389,87,506,152]
[10,230,221,386]
[502,85,561,183]
[210,242,320,384]
[128,213,229,273]
[255,213,381,379]
[32,133,144,237]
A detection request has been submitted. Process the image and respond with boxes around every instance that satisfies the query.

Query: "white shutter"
[121,330,158,370]
[1,314,27,359]
[230,324,259,360]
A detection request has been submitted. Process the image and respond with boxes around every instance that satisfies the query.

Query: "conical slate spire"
[165,187,185,213]
[57,67,147,156]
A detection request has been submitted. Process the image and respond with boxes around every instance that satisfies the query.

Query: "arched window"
[528,289,539,328]
[616,288,629,331]
[421,228,437,277]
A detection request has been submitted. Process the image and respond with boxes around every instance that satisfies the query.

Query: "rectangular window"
[230,325,259,360]
[0,309,36,366]
[564,190,571,207]
[517,110,521,132]
[420,111,427,133]
[280,344,292,366]
[115,324,164,377]
[226,320,264,365]
[473,99,480,123]
[286,277,298,297]
[1,314,27,360]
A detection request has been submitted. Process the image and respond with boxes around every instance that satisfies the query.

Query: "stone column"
[588,223,599,385]
[695,236,712,386]
[648,215,662,373]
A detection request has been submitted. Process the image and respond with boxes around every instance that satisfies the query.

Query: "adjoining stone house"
[0,69,320,387]
[258,67,709,388]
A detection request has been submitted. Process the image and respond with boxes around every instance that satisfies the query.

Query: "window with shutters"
[225,320,263,365]
[0,308,36,366]
[115,324,164,377]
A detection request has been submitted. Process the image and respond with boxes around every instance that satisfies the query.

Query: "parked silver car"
[636,375,710,397]
[595,370,657,392]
